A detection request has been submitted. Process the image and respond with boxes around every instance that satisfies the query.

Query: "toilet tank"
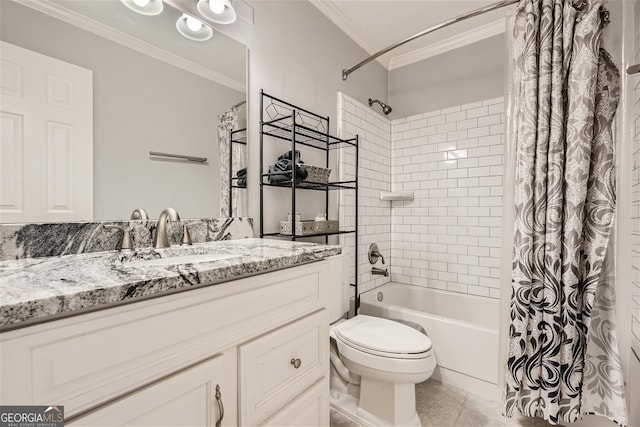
[326,253,348,323]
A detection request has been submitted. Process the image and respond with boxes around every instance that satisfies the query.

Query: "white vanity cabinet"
[0,260,330,426]
[69,352,234,426]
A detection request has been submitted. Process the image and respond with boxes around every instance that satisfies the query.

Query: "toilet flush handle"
[290,358,302,369]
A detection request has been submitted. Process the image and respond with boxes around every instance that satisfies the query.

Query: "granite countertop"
[0,238,341,330]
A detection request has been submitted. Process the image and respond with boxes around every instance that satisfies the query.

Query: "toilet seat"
[333,315,432,359]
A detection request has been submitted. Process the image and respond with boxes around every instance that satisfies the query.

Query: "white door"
[0,41,93,223]
[67,355,231,426]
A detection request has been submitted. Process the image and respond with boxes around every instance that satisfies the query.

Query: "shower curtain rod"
[341,0,518,81]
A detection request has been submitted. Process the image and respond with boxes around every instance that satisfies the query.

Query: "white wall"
[243,0,388,232]
[388,35,506,118]
[390,97,505,299]
[336,94,505,301]
[337,93,392,298]
[0,1,244,220]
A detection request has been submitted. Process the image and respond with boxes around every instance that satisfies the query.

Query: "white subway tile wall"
[338,93,505,301]
[631,9,640,349]
[337,93,392,296]
[390,97,505,299]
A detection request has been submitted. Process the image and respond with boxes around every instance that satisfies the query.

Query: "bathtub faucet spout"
[372,267,389,277]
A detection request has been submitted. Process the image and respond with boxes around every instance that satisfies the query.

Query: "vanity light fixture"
[197,0,237,24]
[120,0,164,16]
[176,13,213,41]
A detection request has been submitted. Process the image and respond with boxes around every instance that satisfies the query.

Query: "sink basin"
[130,252,241,267]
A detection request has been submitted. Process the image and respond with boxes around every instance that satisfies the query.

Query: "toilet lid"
[334,315,432,357]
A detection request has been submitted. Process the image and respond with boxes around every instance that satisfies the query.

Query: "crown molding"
[12,0,246,92]
[388,18,506,70]
[308,0,385,66]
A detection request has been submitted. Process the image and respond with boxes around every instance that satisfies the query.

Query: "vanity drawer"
[240,310,328,426]
[259,379,329,426]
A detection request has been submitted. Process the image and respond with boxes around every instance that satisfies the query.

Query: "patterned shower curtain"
[217,107,240,217]
[504,0,627,425]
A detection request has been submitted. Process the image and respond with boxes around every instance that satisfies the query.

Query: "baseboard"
[432,366,502,402]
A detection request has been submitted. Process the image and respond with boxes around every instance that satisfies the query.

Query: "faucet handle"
[181,224,193,246]
[368,243,385,264]
[104,224,134,251]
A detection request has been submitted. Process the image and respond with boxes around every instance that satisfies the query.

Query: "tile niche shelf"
[259,89,359,307]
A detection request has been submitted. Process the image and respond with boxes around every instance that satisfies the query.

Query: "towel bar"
[149,151,207,163]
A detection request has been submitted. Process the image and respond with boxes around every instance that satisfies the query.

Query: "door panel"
[0,41,93,222]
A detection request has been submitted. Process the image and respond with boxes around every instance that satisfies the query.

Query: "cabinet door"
[240,310,328,425]
[68,353,234,427]
[259,379,329,427]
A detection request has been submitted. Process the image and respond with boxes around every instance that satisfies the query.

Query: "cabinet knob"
[290,358,302,369]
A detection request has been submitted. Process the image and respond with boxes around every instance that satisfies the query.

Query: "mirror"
[0,0,247,222]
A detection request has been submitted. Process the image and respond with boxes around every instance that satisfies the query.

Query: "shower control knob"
[368,243,385,264]
[290,358,302,369]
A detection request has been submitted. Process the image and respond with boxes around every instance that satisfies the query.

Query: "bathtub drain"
[377,292,383,302]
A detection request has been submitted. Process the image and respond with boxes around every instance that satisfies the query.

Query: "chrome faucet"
[372,267,389,277]
[130,208,148,221]
[153,207,180,249]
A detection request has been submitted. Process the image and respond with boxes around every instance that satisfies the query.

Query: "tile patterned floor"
[330,379,557,427]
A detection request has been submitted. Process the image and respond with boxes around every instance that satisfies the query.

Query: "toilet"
[327,255,435,427]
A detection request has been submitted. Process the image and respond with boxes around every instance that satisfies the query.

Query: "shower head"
[368,98,392,115]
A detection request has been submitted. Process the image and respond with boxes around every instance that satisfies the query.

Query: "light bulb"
[121,0,162,15]
[177,13,212,40]
[208,0,226,14]
[186,16,203,32]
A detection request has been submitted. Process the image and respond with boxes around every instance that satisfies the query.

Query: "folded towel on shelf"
[268,160,307,184]
[237,178,246,188]
[267,150,309,184]
[278,150,302,163]
[236,168,247,178]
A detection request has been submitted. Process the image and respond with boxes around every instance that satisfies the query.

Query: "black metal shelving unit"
[228,128,247,215]
[259,90,360,310]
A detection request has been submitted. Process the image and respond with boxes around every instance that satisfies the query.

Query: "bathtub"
[359,282,502,399]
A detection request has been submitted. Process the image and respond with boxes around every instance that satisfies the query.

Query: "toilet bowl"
[330,315,435,427]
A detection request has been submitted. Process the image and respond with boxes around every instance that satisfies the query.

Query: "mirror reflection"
[0,0,247,222]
